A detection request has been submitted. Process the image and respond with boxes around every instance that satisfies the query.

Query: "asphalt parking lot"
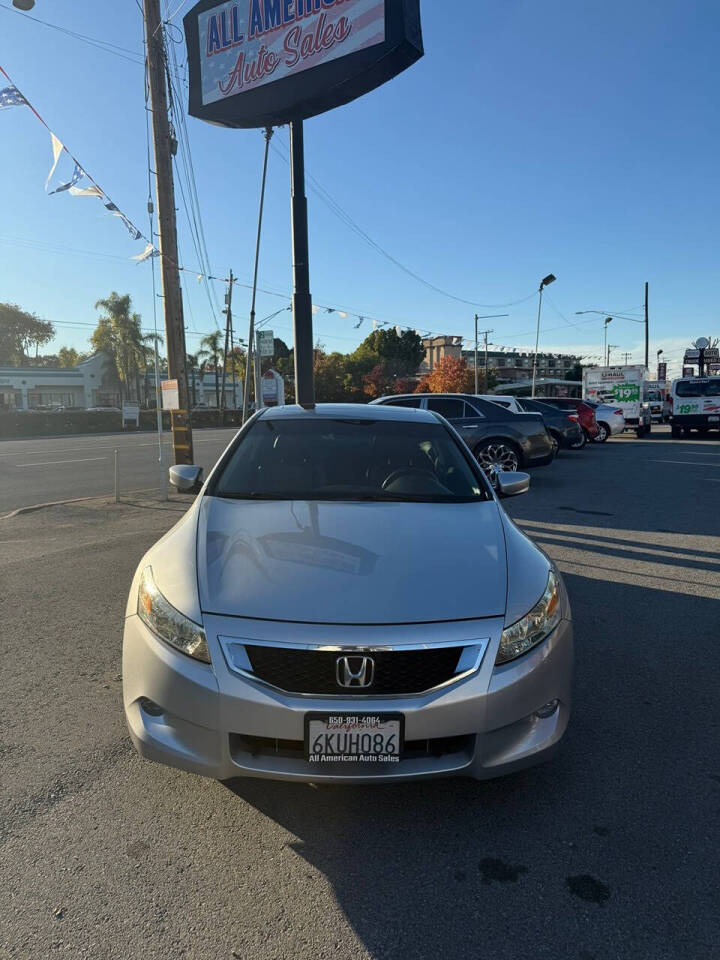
[1,426,719,959]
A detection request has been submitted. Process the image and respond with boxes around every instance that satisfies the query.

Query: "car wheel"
[569,430,586,450]
[549,433,560,456]
[593,422,609,443]
[475,440,520,483]
[671,424,682,439]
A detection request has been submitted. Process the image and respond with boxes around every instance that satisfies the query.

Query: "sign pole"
[290,119,315,409]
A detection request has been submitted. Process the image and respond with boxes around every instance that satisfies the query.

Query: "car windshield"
[675,379,720,397]
[213,417,489,503]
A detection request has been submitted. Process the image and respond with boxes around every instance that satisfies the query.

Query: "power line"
[270,135,538,310]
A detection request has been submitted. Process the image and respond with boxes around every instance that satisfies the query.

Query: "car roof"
[258,402,436,424]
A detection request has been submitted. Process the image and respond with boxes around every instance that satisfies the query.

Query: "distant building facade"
[0,352,243,411]
[463,348,582,383]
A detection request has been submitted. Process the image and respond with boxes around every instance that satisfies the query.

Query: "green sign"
[612,383,640,403]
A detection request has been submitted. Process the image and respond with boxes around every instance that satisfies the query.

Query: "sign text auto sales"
[199,0,386,105]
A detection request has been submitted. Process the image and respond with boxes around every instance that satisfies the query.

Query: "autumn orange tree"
[416,356,475,394]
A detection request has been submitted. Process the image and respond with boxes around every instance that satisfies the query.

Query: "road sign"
[657,362,667,382]
[122,403,140,426]
[161,379,180,410]
[257,329,274,357]
[684,349,700,361]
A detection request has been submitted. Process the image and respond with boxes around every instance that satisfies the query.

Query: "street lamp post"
[12,1,35,9]
[604,317,612,365]
[531,274,556,397]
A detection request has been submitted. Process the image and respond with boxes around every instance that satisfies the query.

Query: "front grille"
[230,733,475,762]
[243,645,466,696]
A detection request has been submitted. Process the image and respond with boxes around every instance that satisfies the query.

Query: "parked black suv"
[371,393,555,478]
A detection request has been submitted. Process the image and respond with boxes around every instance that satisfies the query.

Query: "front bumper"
[123,610,573,784]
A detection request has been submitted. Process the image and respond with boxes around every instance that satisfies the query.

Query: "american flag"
[0,85,27,110]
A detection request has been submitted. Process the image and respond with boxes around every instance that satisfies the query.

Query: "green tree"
[349,328,424,380]
[566,362,583,381]
[91,293,152,403]
[198,330,224,408]
[57,346,86,368]
[0,303,55,365]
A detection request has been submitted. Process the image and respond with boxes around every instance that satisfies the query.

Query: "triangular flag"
[45,133,64,189]
[337,311,347,319]
[49,162,85,195]
[312,304,320,315]
[0,85,27,110]
[69,184,103,198]
[132,243,158,262]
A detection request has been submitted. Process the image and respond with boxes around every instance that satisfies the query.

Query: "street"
[1,427,719,959]
[0,428,239,515]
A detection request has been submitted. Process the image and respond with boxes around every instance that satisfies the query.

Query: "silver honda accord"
[123,403,573,783]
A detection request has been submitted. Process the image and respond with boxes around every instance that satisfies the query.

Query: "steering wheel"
[381,467,438,490]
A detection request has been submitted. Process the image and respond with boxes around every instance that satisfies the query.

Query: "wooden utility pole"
[644,281,649,371]
[143,0,194,464]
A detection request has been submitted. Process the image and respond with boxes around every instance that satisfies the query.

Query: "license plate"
[305,713,403,767]
[708,416,719,422]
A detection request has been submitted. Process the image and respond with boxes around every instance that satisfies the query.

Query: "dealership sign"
[184,0,423,127]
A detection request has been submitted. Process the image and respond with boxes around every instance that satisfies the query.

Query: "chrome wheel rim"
[477,444,519,480]
[596,424,607,441]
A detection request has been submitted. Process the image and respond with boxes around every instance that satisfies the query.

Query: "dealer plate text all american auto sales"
[306,714,402,765]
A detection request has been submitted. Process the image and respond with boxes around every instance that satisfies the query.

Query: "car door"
[425,396,490,450]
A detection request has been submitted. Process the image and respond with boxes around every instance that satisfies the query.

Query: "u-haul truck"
[583,365,652,436]
[669,377,720,437]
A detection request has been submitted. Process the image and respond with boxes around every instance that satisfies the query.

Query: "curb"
[0,496,103,521]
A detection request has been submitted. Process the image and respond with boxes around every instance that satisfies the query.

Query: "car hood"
[196,496,508,624]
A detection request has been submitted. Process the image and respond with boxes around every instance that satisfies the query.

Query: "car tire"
[474,439,521,483]
[593,422,609,443]
[549,432,560,457]
[569,430,586,450]
[671,424,682,439]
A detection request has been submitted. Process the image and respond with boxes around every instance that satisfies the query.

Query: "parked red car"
[539,398,600,442]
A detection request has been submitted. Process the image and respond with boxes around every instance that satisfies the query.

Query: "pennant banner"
[49,162,85,195]
[0,85,26,109]
[45,133,64,189]
[69,184,103,198]
[132,243,159,262]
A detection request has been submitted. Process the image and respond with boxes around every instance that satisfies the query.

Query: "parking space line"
[650,459,720,466]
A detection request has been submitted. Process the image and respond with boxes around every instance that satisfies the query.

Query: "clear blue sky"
[1,0,718,377]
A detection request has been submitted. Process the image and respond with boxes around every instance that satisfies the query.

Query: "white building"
[0,353,116,411]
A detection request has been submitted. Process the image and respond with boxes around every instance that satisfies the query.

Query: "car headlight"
[496,570,561,665]
[137,566,210,664]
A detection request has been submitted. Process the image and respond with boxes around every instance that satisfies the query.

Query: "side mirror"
[169,464,204,493]
[496,471,530,497]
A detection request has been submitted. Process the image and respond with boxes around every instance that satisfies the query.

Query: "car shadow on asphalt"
[222,569,720,960]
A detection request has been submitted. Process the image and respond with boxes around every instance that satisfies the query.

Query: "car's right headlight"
[137,566,210,664]
[496,570,561,665]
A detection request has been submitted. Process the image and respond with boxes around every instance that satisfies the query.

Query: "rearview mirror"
[496,471,530,497]
[169,464,204,493]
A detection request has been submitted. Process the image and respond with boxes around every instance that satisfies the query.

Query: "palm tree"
[186,352,201,407]
[198,330,224,408]
[91,293,150,404]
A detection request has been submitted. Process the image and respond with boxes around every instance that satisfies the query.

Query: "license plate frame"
[305,713,404,768]
[708,415,719,422]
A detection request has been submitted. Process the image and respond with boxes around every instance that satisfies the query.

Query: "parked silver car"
[584,401,625,442]
[123,404,573,784]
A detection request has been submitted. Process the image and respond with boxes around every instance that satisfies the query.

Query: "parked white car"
[583,401,625,442]
[477,395,525,415]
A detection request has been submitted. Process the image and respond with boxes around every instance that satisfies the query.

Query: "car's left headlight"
[137,566,210,664]
[496,570,561,665]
